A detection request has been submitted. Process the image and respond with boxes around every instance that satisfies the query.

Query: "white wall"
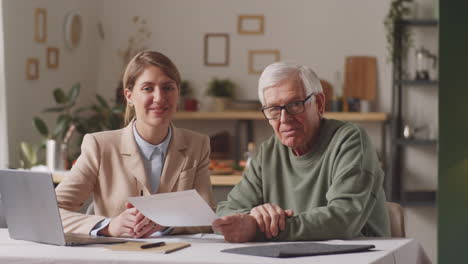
[0,0,8,169]
[3,0,99,168]
[95,0,392,113]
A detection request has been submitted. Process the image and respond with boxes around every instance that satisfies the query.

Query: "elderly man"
[213,62,390,242]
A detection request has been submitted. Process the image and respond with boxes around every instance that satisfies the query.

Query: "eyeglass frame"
[261,93,315,120]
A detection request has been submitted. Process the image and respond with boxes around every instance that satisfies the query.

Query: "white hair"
[258,62,323,105]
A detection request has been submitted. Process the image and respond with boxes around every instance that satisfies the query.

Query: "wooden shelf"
[402,191,437,207]
[210,175,242,186]
[396,139,438,146]
[398,19,439,27]
[175,111,389,122]
[52,172,242,187]
[396,80,439,86]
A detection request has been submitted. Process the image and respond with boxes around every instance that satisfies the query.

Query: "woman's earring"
[128,101,133,106]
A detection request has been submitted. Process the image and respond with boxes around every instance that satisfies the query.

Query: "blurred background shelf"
[401,190,437,207]
[396,80,439,86]
[52,172,243,187]
[175,111,389,122]
[395,139,438,146]
[398,19,439,27]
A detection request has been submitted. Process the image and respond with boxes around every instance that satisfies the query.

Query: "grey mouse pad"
[221,242,375,258]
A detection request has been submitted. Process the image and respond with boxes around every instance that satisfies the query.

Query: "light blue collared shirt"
[132,123,172,193]
[91,123,173,236]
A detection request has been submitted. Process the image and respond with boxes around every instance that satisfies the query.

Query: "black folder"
[221,242,375,258]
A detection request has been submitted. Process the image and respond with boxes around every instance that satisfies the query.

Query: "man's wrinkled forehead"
[263,78,305,105]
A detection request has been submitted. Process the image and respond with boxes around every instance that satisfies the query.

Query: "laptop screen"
[0,169,66,245]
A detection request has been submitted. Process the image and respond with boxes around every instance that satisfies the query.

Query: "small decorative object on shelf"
[206,78,235,112]
[415,47,437,80]
[244,142,256,169]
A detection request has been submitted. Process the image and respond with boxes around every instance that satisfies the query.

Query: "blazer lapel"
[158,124,188,193]
[120,120,151,195]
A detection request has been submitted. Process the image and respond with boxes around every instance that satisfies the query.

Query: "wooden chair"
[387,202,405,237]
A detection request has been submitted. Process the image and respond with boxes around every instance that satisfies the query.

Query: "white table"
[0,229,430,264]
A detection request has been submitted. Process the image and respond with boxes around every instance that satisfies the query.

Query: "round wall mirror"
[64,12,82,50]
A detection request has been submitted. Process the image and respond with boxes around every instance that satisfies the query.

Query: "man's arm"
[271,127,388,241]
[215,147,268,242]
[216,145,266,217]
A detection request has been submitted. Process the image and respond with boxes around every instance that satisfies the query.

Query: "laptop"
[0,169,126,246]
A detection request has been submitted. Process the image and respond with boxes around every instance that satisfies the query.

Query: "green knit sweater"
[217,118,390,241]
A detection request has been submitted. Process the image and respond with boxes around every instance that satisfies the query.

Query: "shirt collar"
[132,122,172,160]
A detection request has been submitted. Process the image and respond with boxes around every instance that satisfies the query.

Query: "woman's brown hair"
[122,51,181,125]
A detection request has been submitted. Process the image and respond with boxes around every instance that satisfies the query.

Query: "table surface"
[0,229,430,264]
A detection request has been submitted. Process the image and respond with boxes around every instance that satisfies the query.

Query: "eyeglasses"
[261,93,314,120]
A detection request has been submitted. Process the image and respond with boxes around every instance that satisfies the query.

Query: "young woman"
[56,51,214,238]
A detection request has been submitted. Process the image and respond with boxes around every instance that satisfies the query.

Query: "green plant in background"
[32,83,84,141]
[18,83,127,168]
[180,80,193,98]
[384,0,414,62]
[78,94,125,133]
[19,83,84,168]
[18,141,43,169]
[206,78,235,98]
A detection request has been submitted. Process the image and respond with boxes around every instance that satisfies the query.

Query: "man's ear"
[314,92,325,116]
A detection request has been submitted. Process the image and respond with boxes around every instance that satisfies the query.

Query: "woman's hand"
[99,203,164,238]
[132,211,166,238]
[250,203,294,239]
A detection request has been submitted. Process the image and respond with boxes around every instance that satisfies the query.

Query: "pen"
[140,241,166,249]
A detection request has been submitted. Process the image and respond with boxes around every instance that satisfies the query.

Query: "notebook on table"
[221,242,375,258]
[0,169,126,246]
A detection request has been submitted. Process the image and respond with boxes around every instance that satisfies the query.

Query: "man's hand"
[212,214,257,243]
[250,203,294,239]
[99,203,164,238]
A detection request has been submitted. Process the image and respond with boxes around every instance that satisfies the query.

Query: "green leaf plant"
[384,0,414,63]
[19,83,83,168]
[206,78,235,98]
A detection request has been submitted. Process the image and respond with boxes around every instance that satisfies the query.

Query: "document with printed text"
[128,189,218,227]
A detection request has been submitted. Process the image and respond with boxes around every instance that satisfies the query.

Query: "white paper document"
[127,189,218,227]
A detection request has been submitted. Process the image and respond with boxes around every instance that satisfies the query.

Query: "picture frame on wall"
[34,8,47,43]
[204,33,229,66]
[47,47,59,69]
[26,58,39,80]
[238,15,264,35]
[64,12,82,50]
[248,49,280,74]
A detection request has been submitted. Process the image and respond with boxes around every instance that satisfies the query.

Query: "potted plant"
[384,0,414,63]
[180,80,198,111]
[18,141,43,169]
[206,78,235,112]
[27,83,84,171]
[78,94,125,133]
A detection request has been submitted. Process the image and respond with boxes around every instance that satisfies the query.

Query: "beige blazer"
[56,121,215,235]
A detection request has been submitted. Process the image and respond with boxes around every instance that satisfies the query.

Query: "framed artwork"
[34,8,47,43]
[64,12,82,49]
[238,15,264,35]
[204,33,229,66]
[248,49,280,74]
[47,47,59,69]
[26,58,39,80]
